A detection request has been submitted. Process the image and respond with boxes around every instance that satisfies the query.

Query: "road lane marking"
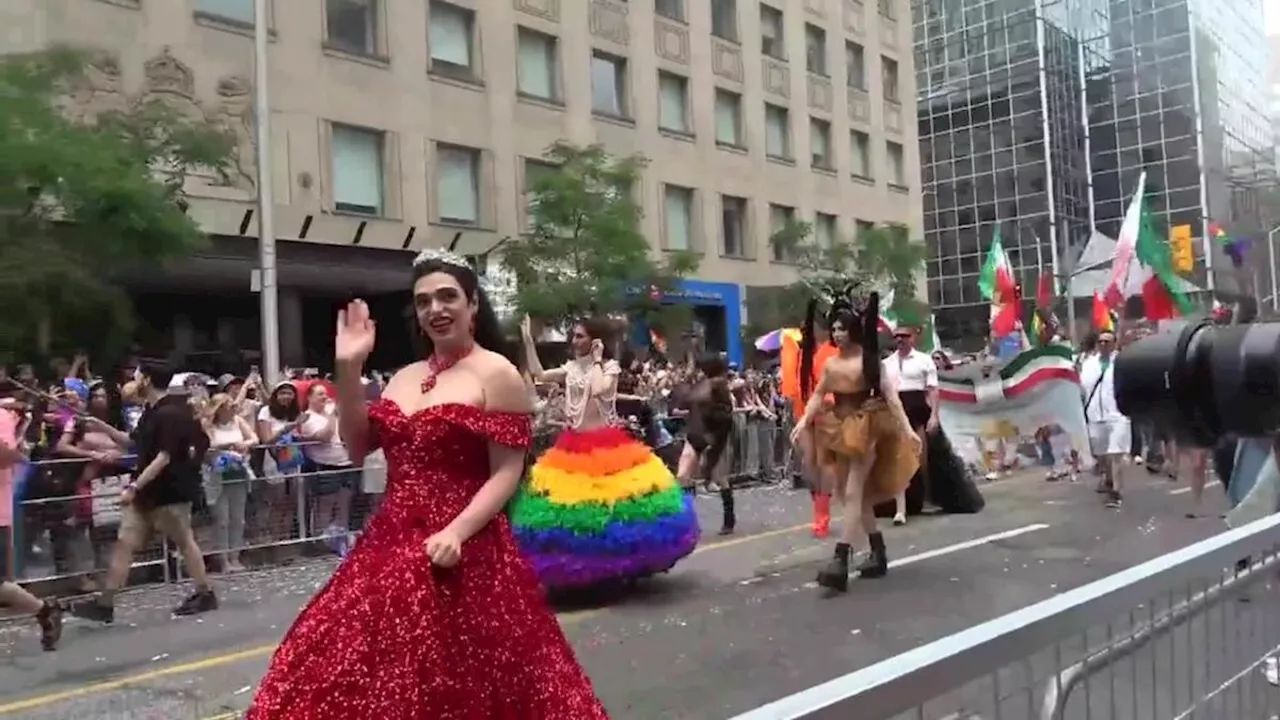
[0,522,815,716]
[190,524,1053,720]
[1169,480,1220,496]
[887,523,1049,569]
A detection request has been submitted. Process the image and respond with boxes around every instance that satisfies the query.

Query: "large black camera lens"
[1115,321,1280,446]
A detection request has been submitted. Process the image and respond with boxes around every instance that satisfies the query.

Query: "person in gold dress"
[790,290,920,593]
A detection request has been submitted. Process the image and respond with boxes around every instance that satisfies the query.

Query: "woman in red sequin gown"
[246,250,609,720]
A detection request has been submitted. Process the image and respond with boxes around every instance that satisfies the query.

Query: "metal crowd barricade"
[7,417,795,592]
[9,455,174,589]
[731,513,1280,720]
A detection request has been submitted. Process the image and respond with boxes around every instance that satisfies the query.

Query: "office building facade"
[7,0,923,366]
[1086,0,1273,303]
[915,0,1273,342]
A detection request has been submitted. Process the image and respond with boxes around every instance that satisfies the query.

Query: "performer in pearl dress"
[509,317,700,590]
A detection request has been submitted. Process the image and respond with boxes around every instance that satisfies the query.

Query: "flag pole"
[254,0,280,385]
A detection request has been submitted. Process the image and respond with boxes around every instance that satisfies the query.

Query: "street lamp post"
[1268,224,1279,313]
[254,0,280,385]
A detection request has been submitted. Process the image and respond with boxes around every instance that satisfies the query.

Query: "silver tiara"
[412,230,472,270]
[412,247,472,269]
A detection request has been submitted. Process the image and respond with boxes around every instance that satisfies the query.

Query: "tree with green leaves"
[752,220,928,332]
[0,47,234,359]
[499,141,699,334]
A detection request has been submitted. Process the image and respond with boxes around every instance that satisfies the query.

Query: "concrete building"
[6,0,923,367]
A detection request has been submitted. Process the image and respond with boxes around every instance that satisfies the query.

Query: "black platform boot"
[855,532,889,579]
[718,488,736,535]
[816,542,851,592]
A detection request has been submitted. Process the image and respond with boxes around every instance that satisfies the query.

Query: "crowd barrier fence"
[3,410,795,591]
[730,513,1280,720]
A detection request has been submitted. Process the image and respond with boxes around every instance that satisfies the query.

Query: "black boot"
[817,542,851,592]
[718,488,736,535]
[855,532,888,579]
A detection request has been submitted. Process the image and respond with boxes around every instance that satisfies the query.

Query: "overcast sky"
[1269,0,1279,33]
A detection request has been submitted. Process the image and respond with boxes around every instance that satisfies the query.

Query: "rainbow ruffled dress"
[509,425,700,589]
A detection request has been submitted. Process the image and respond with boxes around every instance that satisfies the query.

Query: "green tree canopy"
[499,141,699,333]
[0,47,234,359]
[751,221,928,333]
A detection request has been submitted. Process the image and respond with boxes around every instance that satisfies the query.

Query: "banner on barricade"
[91,474,129,526]
[937,345,1090,475]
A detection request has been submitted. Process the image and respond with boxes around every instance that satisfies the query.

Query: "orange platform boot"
[812,492,832,538]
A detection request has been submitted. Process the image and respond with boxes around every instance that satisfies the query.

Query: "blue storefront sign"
[628,279,743,366]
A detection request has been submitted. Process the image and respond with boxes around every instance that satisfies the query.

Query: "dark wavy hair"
[800,291,880,402]
[574,316,615,361]
[696,352,728,379]
[266,382,301,422]
[408,258,510,362]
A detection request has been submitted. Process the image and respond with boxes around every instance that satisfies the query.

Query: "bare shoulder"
[473,350,531,413]
[384,361,430,394]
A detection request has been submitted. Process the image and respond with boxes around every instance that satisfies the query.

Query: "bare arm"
[523,341,566,384]
[796,368,831,429]
[336,360,372,460]
[55,423,98,460]
[445,363,533,543]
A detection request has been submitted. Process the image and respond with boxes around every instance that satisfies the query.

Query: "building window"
[810,118,832,170]
[856,219,875,238]
[522,159,557,231]
[878,0,895,20]
[331,125,384,215]
[658,72,690,133]
[765,103,790,159]
[711,0,738,42]
[804,24,826,75]
[882,56,899,101]
[655,0,684,22]
[845,41,866,90]
[851,130,872,178]
[760,4,784,60]
[663,185,695,251]
[714,90,743,146]
[428,1,477,79]
[325,0,379,56]
[815,212,837,248]
[591,52,628,117]
[436,144,481,225]
[769,203,796,262]
[196,0,253,24]
[721,195,748,257]
[887,141,905,185]
[516,28,559,101]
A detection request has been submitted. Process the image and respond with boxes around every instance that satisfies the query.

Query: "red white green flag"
[1103,171,1192,319]
[978,227,1020,335]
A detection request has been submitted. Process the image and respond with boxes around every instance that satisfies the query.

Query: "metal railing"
[730,513,1280,720]
[3,412,794,590]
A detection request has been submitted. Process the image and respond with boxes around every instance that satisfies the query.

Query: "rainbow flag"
[509,426,699,589]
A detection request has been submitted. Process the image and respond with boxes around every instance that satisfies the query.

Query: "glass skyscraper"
[915,0,1274,343]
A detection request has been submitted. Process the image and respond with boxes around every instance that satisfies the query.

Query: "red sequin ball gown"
[246,401,609,720]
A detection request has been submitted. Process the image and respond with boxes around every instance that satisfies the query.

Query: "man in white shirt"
[1079,330,1127,508]
[884,327,939,523]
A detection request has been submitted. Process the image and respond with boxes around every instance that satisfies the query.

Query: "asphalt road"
[0,467,1253,720]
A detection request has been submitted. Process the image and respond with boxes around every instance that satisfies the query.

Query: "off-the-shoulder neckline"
[372,399,530,422]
